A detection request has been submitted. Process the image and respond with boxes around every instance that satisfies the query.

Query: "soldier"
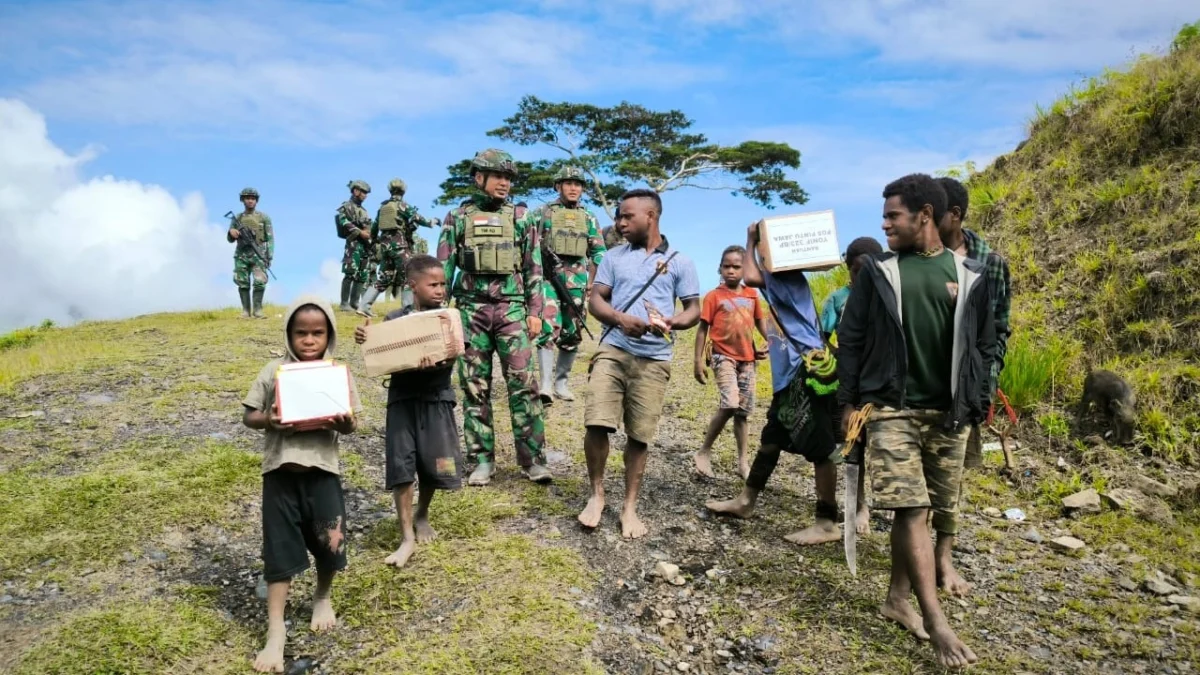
[358,178,439,317]
[336,180,374,312]
[529,166,606,403]
[437,149,551,485]
[226,187,274,319]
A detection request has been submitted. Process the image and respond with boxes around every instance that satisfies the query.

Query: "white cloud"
[0,99,228,331]
[305,259,348,309]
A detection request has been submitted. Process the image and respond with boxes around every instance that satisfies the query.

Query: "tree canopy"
[434,96,808,220]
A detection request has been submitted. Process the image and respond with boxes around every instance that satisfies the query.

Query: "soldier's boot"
[252,288,266,319]
[467,460,495,487]
[553,349,578,401]
[339,278,353,312]
[349,282,364,311]
[401,288,414,311]
[357,286,381,318]
[237,288,251,318]
[523,462,553,484]
[537,348,555,406]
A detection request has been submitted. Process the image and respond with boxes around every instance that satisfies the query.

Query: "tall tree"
[434,96,808,219]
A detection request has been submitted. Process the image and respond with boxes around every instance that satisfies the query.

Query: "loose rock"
[982,507,1002,518]
[1118,578,1139,592]
[1143,578,1179,596]
[1166,596,1200,614]
[1049,536,1086,552]
[1131,476,1177,499]
[1062,489,1102,514]
[1021,528,1044,544]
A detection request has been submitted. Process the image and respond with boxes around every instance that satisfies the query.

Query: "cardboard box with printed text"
[755,210,842,273]
[359,308,465,378]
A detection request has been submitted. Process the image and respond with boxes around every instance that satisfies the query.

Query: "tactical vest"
[377,199,405,232]
[458,204,518,275]
[236,211,266,242]
[336,202,369,239]
[549,206,589,258]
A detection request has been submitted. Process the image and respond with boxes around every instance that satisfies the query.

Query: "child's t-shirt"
[383,307,457,405]
[760,269,823,393]
[244,358,363,475]
[700,284,762,362]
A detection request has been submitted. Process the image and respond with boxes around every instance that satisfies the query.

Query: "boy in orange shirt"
[693,245,769,478]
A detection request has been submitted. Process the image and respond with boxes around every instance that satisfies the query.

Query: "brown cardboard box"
[756,210,842,273]
[360,308,465,377]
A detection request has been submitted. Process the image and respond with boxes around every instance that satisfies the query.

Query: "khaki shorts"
[865,408,970,534]
[713,354,755,417]
[585,345,672,444]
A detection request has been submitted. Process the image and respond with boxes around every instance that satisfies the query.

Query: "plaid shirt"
[963,229,1012,390]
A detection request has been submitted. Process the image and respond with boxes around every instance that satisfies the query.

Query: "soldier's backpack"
[377,199,405,233]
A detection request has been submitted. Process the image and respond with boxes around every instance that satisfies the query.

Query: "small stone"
[255,577,269,600]
[661,609,677,620]
[982,507,1002,518]
[1049,536,1086,552]
[1166,596,1200,614]
[676,662,691,672]
[705,569,718,580]
[1062,489,1102,514]
[1131,476,1177,499]
[208,432,231,441]
[1118,578,1139,592]
[286,657,317,675]
[1056,456,1068,469]
[148,550,168,562]
[0,595,13,604]
[654,561,680,580]
[1127,554,1147,565]
[715,649,733,662]
[81,393,115,405]
[1021,528,1044,544]
[1144,578,1179,596]
[10,410,45,419]
[1100,489,1141,511]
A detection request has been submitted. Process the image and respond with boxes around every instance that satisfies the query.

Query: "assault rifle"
[225,211,277,280]
[542,246,594,341]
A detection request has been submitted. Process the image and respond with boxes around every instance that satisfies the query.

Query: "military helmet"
[239,187,259,199]
[469,149,518,178]
[553,166,587,185]
[347,179,371,194]
[388,178,407,195]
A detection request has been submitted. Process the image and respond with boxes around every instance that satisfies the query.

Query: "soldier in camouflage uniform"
[529,166,606,403]
[358,178,439,317]
[226,187,274,319]
[438,149,551,486]
[336,180,374,312]
[601,222,625,250]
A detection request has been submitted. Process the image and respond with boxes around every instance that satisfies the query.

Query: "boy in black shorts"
[242,295,361,673]
[355,255,464,569]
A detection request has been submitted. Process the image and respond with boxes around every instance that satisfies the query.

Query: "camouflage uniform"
[226,187,274,318]
[438,150,547,478]
[601,223,625,250]
[337,180,373,311]
[358,178,439,317]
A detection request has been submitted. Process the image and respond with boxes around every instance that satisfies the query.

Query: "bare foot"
[415,517,437,545]
[705,494,755,519]
[384,539,416,569]
[855,505,871,536]
[937,561,973,598]
[253,625,286,672]
[310,596,336,632]
[782,520,841,546]
[620,509,648,539]
[880,597,930,640]
[929,624,978,669]
[738,457,751,481]
[692,451,715,478]
[578,495,605,529]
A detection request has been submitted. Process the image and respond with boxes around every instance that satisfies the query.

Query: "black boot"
[349,281,364,310]
[252,288,266,319]
[339,277,353,312]
[238,288,251,318]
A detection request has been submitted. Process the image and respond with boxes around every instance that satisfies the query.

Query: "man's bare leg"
[694,408,735,478]
[621,439,650,538]
[891,508,977,668]
[578,427,609,528]
[310,568,337,632]
[706,444,782,518]
[880,518,928,640]
[384,483,416,568]
[733,416,750,479]
[783,460,841,546]
[415,485,437,544]
[855,466,871,535]
[254,579,289,673]
[935,532,972,597]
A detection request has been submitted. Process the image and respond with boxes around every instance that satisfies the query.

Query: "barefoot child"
[837,174,993,669]
[241,296,360,673]
[706,221,853,546]
[354,255,464,569]
[693,245,769,479]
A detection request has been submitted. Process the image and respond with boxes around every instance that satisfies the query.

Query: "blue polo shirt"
[594,235,699,361]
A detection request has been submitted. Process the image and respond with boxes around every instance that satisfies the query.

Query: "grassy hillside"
[970,23,1200,462]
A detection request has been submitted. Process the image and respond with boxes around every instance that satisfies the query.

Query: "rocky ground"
[1,305,1198,674]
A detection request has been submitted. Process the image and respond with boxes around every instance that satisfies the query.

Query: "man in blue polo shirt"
[580,189,700,539]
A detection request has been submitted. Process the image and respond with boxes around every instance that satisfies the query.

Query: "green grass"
[0,319,55,351]
[998,332,1079,412]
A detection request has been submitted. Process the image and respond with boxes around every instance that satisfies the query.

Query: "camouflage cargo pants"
[548,284,587,350]
[457,300,546,468]
[865,407,970,535]
[341,238,370,283]
[233,250,268,291]
[373,235,409,293]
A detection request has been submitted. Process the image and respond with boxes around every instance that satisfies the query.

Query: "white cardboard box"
[756,210,842,273]
[274,361,352,425]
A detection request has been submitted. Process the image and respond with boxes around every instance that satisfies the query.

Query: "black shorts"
[261,469,347,582]
[760,368,839,464]
[385,399,464,491]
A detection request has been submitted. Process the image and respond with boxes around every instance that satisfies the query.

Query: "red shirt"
[700,285,762,362]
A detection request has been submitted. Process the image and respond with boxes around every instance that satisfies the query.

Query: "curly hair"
[936,177,969,220]
[404,254,442,279]
[882,173,948,225]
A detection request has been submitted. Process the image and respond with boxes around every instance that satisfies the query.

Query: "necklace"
[916,245,944,258]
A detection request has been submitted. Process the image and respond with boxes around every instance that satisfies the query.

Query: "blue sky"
[0,0,1195,330]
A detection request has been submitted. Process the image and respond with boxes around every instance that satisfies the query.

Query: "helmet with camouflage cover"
[553,166,586,185]
[469,149,518,178]
[387,178,407,195]
[239,187,259,199]
[347,179,371,194]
